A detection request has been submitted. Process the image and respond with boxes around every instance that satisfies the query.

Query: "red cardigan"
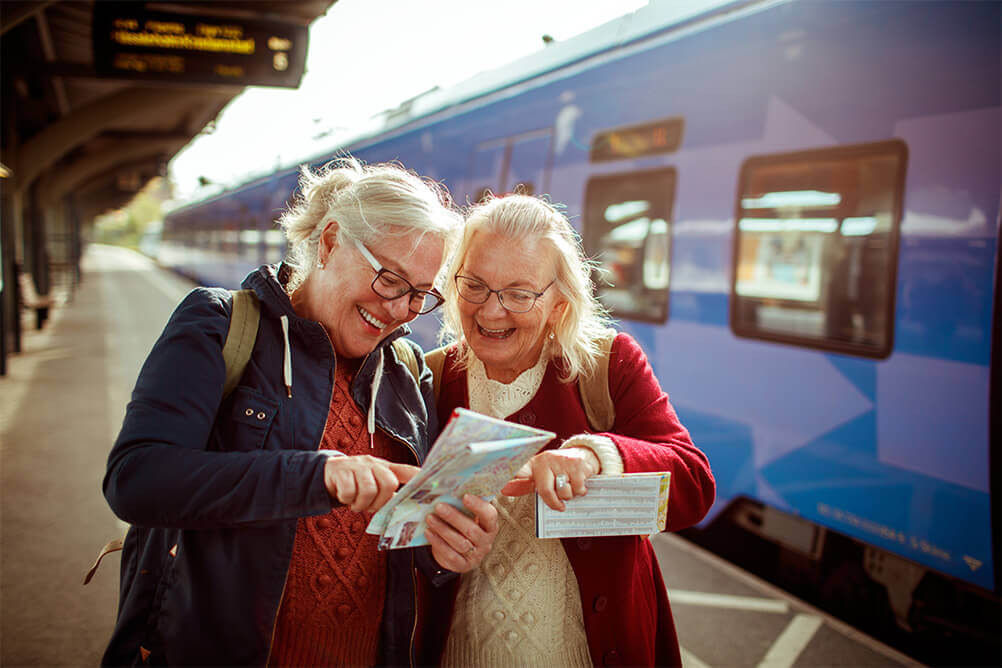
[431,333,716,667]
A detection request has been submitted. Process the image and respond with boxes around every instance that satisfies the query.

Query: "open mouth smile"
[358,306,388,331]
[477,322,514,339]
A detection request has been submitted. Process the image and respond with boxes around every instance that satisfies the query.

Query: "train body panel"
[161,0,1000,593]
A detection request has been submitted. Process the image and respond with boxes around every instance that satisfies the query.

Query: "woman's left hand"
[424,494,499,572]
[501,447,600,511]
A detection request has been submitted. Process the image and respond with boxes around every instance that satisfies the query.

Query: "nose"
[386,294,411,321]
[480,291,508,317]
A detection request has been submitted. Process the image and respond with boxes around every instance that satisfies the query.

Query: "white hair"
[278,156,462,291]
[440,194,612,382]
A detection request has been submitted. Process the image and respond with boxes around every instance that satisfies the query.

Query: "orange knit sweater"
[269,358,410,667]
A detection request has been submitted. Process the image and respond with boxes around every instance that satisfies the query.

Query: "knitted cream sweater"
[440,354,622,667]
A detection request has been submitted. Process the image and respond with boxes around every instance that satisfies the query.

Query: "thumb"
[387,462,421,485]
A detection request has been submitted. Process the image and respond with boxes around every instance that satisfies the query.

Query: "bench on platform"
[18,270,53,330]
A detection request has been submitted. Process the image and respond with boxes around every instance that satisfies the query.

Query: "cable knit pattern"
[441,352,591,667]
[269,357,409,667]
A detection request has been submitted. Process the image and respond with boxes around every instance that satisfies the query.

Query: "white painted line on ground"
[670,589,789,613]
[757,613,823,667]
[655,534,923,666]
[681,646,714,668]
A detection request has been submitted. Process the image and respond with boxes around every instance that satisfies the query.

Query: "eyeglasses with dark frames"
[353,239,445,315]
[454,275,553,313]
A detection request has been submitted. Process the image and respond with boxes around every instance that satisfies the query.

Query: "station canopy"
[1,1,336,220]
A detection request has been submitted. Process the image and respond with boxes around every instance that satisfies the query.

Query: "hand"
[324,455,420,513]
[424,494,499,573]
[500,447,600,511]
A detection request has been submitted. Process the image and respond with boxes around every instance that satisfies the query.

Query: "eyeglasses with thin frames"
[454,275,553,313]
[353,239,445,315]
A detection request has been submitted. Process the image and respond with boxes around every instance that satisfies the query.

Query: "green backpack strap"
[424,345,448,401]
[222,289,260,398]
[391,338,420,383]
[86,289,261,586]
[579,328,617,432]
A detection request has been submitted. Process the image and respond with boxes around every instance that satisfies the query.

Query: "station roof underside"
[1,1,335,221]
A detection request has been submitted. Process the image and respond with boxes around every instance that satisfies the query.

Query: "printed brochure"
[366,407,554,550]
[535,472,671,539]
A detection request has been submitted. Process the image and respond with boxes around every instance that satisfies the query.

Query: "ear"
[547,297,568,328]
[319,220,340,258]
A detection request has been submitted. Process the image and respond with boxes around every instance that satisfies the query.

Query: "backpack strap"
[579,328,617,432]
[424,345,448,401]
[86,289,261,585]
[222,289,260,398]
[391,338,420,383]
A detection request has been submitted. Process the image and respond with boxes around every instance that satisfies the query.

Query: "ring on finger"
[555,474,570,490]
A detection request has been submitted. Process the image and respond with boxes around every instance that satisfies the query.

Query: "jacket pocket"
[226,386,280,451]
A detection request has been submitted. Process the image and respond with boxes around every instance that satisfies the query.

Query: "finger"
[387,462,421,485]
[570,470,589,497]
[333,467,357,506]
[351,468,378,512]
[365,465,398,512]
[463,494,499,536]
[500,477,534,497]
[426,511,475,556]
[534,467,564,511]
[555,474,574,501]
[425,519,473,572]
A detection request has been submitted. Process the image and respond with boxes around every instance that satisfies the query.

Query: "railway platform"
[0,244,922,667]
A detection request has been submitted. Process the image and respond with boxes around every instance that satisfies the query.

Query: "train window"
[584,167,676,323]
[731,140,906,358]
[264,229,286,264]
[467,130,552,201]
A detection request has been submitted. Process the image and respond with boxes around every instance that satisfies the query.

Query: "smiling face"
[457,230,566,383]
[295,223,445,359]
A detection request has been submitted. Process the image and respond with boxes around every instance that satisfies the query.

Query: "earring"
[548,331,555,340]
[317,260,325,269]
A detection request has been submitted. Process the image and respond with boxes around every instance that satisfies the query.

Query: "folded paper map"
[367,407,554,550]
[535,472,671,539]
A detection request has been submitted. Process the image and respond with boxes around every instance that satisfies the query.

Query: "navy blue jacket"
[102,264,441,666]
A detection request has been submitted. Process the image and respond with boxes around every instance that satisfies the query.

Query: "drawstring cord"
[367,348,384,449]
[280,315,292,398]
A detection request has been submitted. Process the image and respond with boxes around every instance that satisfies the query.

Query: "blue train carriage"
[161,0,999,638]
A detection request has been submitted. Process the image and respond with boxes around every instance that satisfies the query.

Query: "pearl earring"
[548,331,555,340]
[317,260,325,269]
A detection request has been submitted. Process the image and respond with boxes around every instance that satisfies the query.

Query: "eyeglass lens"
[455,276,541,313]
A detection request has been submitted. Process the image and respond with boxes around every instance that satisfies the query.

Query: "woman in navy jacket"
[102,158,498,666]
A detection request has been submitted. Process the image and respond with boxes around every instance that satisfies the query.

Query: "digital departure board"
[590,117,684,162]
[92,5,308,88]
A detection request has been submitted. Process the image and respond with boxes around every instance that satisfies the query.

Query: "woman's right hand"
[324,455,420,512]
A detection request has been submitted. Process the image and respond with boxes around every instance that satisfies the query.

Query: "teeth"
[481,326,508,334]
[359,306,387,329]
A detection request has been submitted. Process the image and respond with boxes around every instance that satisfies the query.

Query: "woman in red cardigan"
[421,194,716,667]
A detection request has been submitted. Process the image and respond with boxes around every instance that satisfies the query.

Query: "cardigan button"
[593,595,608,612]
[603,649,621,666]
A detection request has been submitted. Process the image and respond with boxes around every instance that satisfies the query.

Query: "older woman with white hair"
[422,194,716,667]
[102,157,499,667]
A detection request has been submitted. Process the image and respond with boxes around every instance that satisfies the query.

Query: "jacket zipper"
[409,550,419,668]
